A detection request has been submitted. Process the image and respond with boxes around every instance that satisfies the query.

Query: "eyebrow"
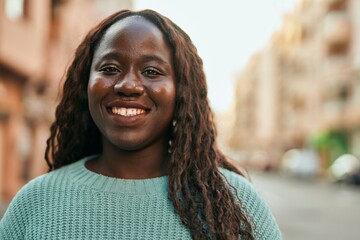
[140,54,169,65]
[95,51,170,66]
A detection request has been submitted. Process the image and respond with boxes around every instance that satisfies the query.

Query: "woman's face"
[88,16,176,152]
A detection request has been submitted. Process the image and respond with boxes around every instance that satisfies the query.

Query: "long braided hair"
[45,9,254,240]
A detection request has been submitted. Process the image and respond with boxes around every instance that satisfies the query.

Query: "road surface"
[250,171,360,240]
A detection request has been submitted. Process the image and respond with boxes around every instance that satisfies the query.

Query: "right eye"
[99,66,120,74]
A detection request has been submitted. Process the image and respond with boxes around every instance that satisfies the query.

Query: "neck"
[86,140,170,179]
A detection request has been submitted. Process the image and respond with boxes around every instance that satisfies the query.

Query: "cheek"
[87,77,110,123]
[151,81,176,104]
[157,82,176,129]
[87,76,110,101]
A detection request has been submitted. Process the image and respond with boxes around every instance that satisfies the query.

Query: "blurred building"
[0,0,132,204]
[229,0,360,172]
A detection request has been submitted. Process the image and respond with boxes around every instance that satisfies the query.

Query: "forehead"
[96,16,167,52]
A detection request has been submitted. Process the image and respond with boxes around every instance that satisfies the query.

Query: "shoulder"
[0,168,62,239]
[18,163,71,194]
[3,165,68,211]
[219,167,251,190]
[219,168,282,240]
[2,161,76,218]
[0,160,85,239]
[219,168,259,203]
[219,168,261,209]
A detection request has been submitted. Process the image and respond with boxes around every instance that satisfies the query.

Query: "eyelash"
[99,66,119,74]
[143,68,162,76]
[98,66,163,77]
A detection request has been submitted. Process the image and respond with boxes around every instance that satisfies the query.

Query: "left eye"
[99,66,119,74]
[143,68,161,77]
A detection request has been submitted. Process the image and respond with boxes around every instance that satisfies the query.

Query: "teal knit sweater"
[0,156,281,239]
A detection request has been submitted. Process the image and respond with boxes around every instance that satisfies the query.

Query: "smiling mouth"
[110,107,147,117]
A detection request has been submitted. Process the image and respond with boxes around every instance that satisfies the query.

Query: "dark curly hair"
[45,9,254,240]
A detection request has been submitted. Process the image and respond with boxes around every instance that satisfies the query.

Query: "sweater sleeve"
[0,176,43,240]
[1,192,28,239]
[220,169,282,240]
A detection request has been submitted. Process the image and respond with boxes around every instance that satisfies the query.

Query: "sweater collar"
[65,155,169,195]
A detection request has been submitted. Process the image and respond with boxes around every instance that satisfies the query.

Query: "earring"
[168,139,173,154]
[168,120,176,153]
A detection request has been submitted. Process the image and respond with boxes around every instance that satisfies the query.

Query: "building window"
[5,0,28,20]
[328,0,347,12]
[327,42,349,56]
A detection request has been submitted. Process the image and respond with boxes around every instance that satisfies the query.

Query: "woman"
[0,9,280,239]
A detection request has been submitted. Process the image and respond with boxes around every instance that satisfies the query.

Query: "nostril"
[113,79,144,96]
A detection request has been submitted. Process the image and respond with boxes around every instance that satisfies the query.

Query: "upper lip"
[105,99,152,110]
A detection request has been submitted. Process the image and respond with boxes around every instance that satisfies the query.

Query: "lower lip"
[107,110,149,126]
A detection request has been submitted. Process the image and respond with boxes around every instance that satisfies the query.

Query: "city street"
[250,171,360,240]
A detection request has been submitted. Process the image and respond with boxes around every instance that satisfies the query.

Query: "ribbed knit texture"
[0,155,281,239]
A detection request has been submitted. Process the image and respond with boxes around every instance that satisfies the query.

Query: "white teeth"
[120,108,126,116]
[111,107,145,116]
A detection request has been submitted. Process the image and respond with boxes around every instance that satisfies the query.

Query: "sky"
[134,0,299,112]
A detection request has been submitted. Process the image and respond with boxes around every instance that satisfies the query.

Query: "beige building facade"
[229,0,360,172]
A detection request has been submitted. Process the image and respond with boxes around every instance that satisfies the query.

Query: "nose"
[114,70,144,97]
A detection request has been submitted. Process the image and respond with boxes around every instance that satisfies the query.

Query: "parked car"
[329,154,360,186]
[281,149,319,178]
